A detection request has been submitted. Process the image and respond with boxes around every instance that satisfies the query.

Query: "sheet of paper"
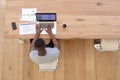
[19,23,36,35]
[20,8,37,21]
[41,22,57,34]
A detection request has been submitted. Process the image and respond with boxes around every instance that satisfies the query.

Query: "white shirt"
[29,47,60,64]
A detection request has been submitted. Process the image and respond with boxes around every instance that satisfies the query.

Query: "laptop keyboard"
[39,23,54,28]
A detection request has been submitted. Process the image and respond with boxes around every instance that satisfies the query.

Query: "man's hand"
[45,25,60,49]
[36,24,43,34]
[45,25,53,34]
[30,24,43,50]
[35,24,43,38]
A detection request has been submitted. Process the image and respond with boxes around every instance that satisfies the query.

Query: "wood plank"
[115,51,120,80]
[0,36,3,80]
[0,8,4,80]
[85,40,96,80]
[95,50,120,80]
[5,0,120,39]
[64,39,86,80]
[2,39,24,80]
[1,37,120,80]
[0,1,5,80]
[54,40,65,80]
[22,39,33,80]
[6,0,120,15]
[5,14,120,39]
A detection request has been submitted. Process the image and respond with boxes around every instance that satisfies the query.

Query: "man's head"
[34,38,46,48]
[34,38,46,56]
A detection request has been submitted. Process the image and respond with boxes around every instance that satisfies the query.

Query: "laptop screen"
[36,13,56,21]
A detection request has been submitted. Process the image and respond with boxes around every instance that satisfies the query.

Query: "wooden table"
[5,0,120,39]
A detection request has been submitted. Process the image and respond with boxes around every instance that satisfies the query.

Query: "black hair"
[34,38,46,48]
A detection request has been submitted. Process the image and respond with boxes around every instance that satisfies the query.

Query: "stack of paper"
[20,8,37,21]
[19,23,36,35]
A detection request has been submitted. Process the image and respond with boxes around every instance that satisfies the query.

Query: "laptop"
[36,13,56,28]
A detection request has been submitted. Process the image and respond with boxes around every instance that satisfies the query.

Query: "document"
[20,8,37,21]
[19,23,36,35]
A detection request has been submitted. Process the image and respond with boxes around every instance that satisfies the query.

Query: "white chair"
[94,39,119,52]
[38,59,58,71]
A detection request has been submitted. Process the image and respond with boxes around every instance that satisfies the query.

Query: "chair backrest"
[38,59,58,71]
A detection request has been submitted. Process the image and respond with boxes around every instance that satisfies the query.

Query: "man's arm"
[46,25,60,49]
[30,24,43,50]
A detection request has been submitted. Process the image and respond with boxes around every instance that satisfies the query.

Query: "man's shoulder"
[46,47,60,53]
[30,50,38,56]
[46,47,59,51]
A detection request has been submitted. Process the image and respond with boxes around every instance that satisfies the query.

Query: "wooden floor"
[1,0,120,80]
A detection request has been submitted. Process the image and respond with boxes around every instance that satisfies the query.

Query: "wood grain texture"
[0,0,6,8]
[22,39,33,80]
[0,8,4,80]
[2,39,25,80]
[64,39,86,80]
[1,37,120,80]
[5,0,120,39]
[1,0,120,80]
[85,40,96,80]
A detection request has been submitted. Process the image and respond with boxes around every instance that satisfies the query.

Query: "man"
[29,24,60,64]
